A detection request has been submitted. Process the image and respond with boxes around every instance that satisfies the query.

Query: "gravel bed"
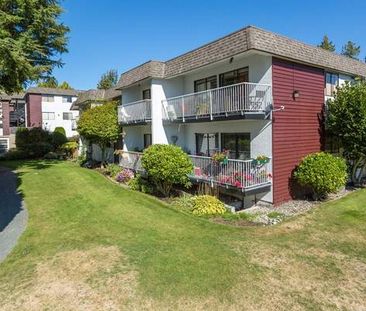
[242,188,354,225]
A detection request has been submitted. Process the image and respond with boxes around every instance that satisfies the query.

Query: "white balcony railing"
[162,82,272,122]
[119,151,271,190]
[189,155,271,190]
[118,99,152,124]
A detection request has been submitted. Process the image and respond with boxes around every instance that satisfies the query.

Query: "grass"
[0,160,366,310]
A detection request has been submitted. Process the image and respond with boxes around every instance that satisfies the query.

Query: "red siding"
[26,94,42,128]
[1,100,11,135]
[272,58,325,205]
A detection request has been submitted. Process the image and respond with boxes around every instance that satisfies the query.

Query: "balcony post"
[182,97,185,122]
[209,90,213,120]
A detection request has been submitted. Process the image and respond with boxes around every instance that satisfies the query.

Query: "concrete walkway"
[0,166,28,262]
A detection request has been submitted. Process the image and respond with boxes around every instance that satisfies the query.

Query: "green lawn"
[1,160,366,310]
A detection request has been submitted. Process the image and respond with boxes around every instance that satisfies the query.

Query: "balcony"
[119,151,272,193]
[162,82,272,122]
[118,99,152,125]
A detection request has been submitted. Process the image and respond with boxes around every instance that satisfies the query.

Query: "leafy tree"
[141,144,193,196]
[0,0,69,94]
[58,81,73,89]
[341,41,360,59]
[38,77,58,88]
[97,69,118,89]
[326,81,366,184]
[77,101,120,166]
[318,35,336,52]
[51,127,67,149]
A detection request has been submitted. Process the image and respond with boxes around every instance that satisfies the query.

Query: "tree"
[38,77,58,88]
[318,35,336,52]
[341,41,360,59]
[77,101,120,166]
[326,81,366,184]
[97,69,118,89]
[0,0,69,94]
[58,81,73,89]
[38,78,73,89]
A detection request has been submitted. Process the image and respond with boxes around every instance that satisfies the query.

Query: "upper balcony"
[118,99,152,125]
[162,82,272,123]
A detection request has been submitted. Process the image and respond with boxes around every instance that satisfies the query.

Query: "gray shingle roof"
[70,88,121,110]
[116,61,165,89]
[26,87,80,96]
[117,26,366,89]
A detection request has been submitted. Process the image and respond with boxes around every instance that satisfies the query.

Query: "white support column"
[151,79,168,144]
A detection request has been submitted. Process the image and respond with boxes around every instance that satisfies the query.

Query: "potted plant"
[253,155,270,166]
[212,150,228,165]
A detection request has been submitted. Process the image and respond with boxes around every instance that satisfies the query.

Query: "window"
[219,67,249,87]
[194,76,217,92]
[42,112,55,120]
[195,133,219,156]
[63,112,73,120]
[325,72,339,96]
[62,96,72,103]
[142,89,151,100]
[144,134,152,148]
[221,133,250,160]
[42,95,54,102]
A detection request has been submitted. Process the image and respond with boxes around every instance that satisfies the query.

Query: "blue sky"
[53,0,366,90]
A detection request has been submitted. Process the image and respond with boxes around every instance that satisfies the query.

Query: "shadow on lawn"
[0,160,59,231]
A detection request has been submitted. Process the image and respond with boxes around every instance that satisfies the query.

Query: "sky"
[53,0,366,90]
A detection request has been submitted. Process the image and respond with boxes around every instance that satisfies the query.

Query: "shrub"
[54,127,66,136]
[141,144,193,196]
[1,148,28,160]
[105,163,121,178]
[61,141,78,158]
[52,127,68,149]
[44,152,59,160]
[171,194,194,212]
[128,174,153,194]
[294,152,347,199]
[191,195,227,216]
[26,142,53,158]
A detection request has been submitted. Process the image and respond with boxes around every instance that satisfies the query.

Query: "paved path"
[0,166,28,262]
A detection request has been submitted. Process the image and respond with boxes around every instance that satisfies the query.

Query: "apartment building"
[115,26,366,207]
[0,87,80,153]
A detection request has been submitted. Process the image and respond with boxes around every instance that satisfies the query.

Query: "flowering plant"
[116,168,135,183]
[211,150,228,163]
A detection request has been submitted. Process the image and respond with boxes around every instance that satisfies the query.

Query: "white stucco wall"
[123,125,151,151]
[41,95,79,137]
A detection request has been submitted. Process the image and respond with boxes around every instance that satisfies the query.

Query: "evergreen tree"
[97,69,118,90]
[0,0,69,94]
[318,35,336,52]
[341,41,361,59]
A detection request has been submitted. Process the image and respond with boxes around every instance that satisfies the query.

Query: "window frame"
[195,133,219,156]
[142,89,151,100]
[62,112,73,120]
[42,112,55,120]
[62,96,72,103]
[219,67,249,87]
[194,76,218,93]
[144,133,152,149]
[42,95,54,102]
[325,72,339,96]
[221,132,251,160]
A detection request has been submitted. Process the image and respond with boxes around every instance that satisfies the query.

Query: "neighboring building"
[71,88,121,162]
[26,87,79,137]
[0,87,81,154]
[116,25,366,207]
